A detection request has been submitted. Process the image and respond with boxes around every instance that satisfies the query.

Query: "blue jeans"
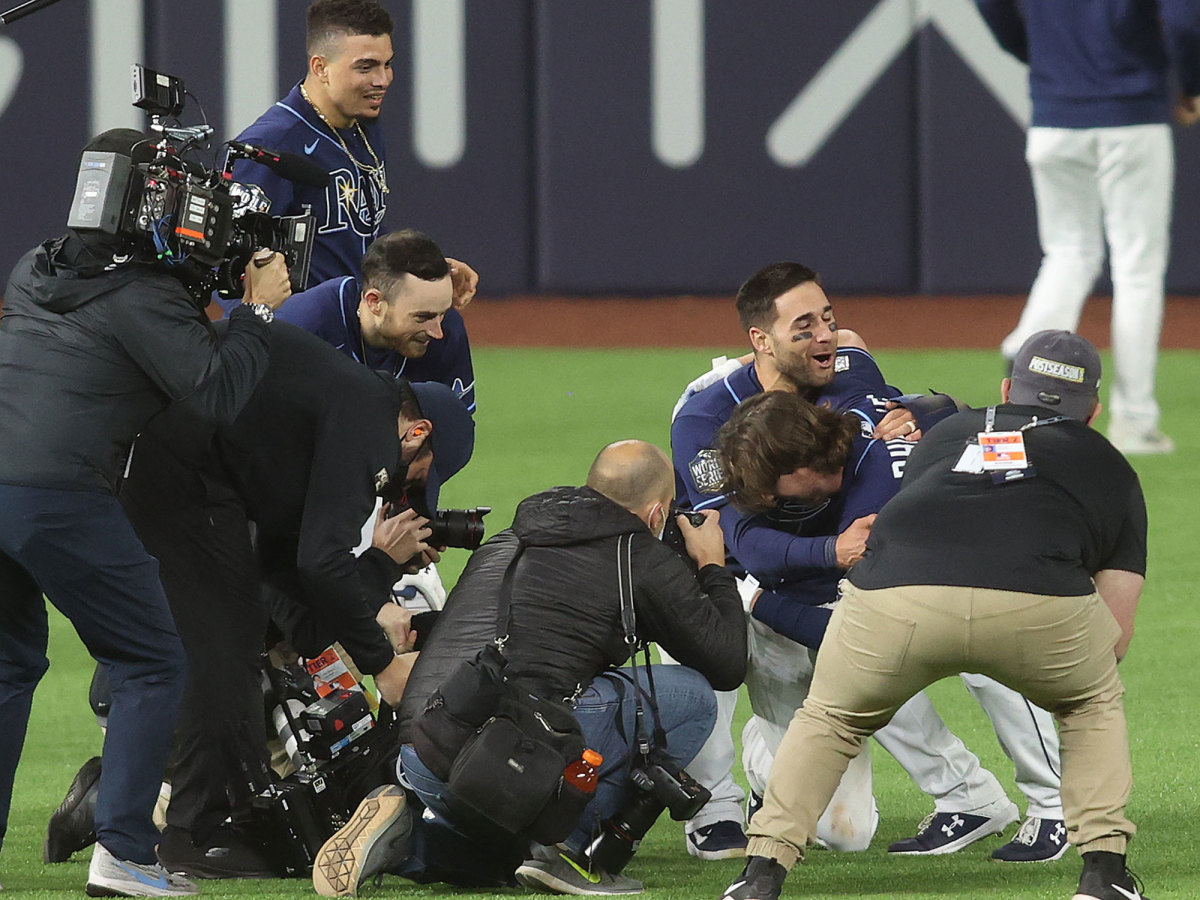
[0,485,187,864]
[399,664,717,881]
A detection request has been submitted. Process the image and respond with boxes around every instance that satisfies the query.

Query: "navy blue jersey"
[255,275,475,413]
[218,83,388,309]
[671,346,912,611]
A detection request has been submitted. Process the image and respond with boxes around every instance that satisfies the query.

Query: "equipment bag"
[410,541,589,843]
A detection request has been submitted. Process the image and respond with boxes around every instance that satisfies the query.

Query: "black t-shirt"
[849,404,1147,595]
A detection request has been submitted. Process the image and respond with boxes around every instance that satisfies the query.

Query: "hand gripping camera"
[67,65,320,303]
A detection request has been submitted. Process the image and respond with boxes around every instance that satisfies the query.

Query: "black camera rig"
[66,65,321,303]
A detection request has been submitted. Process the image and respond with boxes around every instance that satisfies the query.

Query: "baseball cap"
[1008,330,1101,422]
[409,381,475,512]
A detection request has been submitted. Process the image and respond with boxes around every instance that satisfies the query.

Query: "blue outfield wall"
[1,0,1197,295]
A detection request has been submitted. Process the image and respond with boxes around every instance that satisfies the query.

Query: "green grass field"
[5,346,1198,898]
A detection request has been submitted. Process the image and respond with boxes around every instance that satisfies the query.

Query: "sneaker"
[156,825,276,879]
[45,756,102,863]
[687,821,748,860]
[1072,850,1148,899]
[312,786,413,897]
[887,803,1018,855]
[514,850,643,895]
[746,792,763,823]
[86,843,198,897]
[992,816,1069,862]
[1108,425,1175,456]
[720,855,787,900]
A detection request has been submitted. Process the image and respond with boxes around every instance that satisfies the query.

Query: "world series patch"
[689,449,725,494]
[835,354,850,373]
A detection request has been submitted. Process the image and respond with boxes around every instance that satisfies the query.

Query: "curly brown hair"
[715,391,860,512]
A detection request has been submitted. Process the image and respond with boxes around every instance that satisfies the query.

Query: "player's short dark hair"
[715,391,859,512]
[361,229,451,301]
[306,0,394,57]
[736,262,821,333]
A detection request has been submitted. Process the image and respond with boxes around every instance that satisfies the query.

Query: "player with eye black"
[670,262,1066,862]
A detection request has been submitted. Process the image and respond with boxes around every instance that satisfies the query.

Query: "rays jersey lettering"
[689,449,725,494]
[322,164,388,238]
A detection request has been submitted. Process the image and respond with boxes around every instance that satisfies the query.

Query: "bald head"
[586,440,675,516]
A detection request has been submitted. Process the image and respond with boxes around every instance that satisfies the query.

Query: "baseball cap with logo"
[1008,330,1101,422]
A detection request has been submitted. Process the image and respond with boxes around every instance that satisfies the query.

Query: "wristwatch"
[245,302,274,323]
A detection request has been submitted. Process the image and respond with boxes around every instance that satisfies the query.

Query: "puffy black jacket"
[397,485,746,738]
[0,234,269,492]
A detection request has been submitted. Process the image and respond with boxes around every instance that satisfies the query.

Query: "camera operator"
[0,128,290,897]
[113,322,474,879]
[308,440,747,897]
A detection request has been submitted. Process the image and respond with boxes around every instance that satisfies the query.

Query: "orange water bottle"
[564,749,604,793]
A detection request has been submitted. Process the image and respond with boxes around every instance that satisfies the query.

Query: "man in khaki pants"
[720,330,1148,900]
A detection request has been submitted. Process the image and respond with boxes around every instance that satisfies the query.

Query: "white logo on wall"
[0,36,24,121]
[653,0,1031,170]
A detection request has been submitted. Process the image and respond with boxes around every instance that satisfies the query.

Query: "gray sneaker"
[86,843,199,897]
[312,786,413,898]
[515,851,643,895]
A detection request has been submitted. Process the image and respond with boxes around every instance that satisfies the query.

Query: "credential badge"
[689,449,726,494]
[374,467,390,493]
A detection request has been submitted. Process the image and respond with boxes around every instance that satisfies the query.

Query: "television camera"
[66,65,323,302]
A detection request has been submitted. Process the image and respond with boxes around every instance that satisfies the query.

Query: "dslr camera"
[584,747,711,874]
[660,506,708,572]
[67,65,319,303]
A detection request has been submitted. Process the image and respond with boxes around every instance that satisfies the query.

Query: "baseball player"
[670,262,1065,861]
[219,0,477,302]
[266,229,476,414]
[724,330,1148,900]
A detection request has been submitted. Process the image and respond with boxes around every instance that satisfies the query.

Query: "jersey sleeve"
[672,407,839,579]
[273,277,356,350]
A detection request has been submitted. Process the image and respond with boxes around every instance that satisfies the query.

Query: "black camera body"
[584,748,711,875]
[67,65,315,302]
[630,749,710,821]
[660,506,707,572]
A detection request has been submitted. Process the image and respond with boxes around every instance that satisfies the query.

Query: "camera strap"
[492,539,529,652]
[614,533,669,761]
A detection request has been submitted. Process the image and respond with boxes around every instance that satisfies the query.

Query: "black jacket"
[397,485,746,738]
[127,322,412,675]
[0,235,269,493]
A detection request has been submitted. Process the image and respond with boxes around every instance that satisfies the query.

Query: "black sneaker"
[45,756,102,863]
[720,855,786,900]
[312,786,413,897]
[887,803,1018,855]
[687,820,749,860]
[992,816,1069,862]
[1073,850,1149,899]
[156,824,277,879]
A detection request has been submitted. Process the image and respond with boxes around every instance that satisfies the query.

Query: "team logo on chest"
[689,449,726,494]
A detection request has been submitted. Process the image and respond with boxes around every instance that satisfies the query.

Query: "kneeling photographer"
[115,323,476,879]
[311,440,746,897]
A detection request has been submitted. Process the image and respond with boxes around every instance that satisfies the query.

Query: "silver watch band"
[246,302,274,323]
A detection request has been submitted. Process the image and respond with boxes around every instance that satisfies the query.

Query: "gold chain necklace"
[300,83,390,196]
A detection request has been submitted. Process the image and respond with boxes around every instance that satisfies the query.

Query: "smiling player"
[225,0,396,293]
